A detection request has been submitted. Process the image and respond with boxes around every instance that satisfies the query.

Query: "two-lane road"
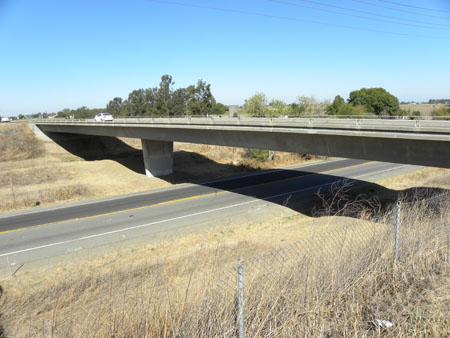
[0,158,368,231]
[0,159,417,270]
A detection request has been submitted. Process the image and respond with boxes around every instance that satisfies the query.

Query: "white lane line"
[0,165,407,257]
[353,165,409,179]
[0,159,344,220]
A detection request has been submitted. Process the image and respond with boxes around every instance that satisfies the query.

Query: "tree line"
[242,88,401,117]
[428,99,450,104]
[106,75,228,117]
[33,79,448,119]
[56,75,228,119]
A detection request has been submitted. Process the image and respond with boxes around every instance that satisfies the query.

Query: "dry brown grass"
[378,167,450,191]
[0,184,89,211]
[0,123,45,161]
[0,192,448,337]
[0,166,69,187]
[0,124,94,212]
[174,187,450,337]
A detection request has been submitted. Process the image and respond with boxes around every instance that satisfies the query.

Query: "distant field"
[400,103,444,115]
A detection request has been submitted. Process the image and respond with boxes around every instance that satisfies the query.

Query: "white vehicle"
[94,113,114,122]
[1,117,11,122]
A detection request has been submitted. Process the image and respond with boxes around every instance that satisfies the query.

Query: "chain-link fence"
[175,192,450,337]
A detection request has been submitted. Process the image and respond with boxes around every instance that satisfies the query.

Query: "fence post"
[6,255,12,276]
[446,207,450,262]
[237,260,244,338]
[394,201,401,262]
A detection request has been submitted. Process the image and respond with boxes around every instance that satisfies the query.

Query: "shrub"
[248,148,269,161]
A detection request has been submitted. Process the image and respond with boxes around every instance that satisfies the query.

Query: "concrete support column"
[141,139,173,177]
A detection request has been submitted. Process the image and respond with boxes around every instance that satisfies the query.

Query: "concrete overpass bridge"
[32,117,450,177]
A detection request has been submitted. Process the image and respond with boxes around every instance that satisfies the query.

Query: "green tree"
[326,95,344,115]
[348,88,399,115]
[326,95,365,116]
[73,106,93,118]
[154,75,174,116]
[289,96,318,115]
[57,108,71,118]
[55,106,106,119]
[432,106,450,117]
[244,92,268,116]
[298,96,318,115]
[428,99,450,104]
[269,99,287,116]
[210,102,228,115]
[127,89,147,116]
[169,88,188,116]
[186,80,216,115]
[106,97,124,116]
[289,103,302,116]
[103,75,223,117]
[143,88,157,116]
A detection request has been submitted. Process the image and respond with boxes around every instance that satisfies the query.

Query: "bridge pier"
[141,139,173,177]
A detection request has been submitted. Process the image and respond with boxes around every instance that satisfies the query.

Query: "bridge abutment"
[141,139,173,177]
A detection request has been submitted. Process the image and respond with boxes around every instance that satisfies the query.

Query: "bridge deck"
[32,118,450,173]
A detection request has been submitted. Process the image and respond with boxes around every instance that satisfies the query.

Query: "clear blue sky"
[1,0,449,115]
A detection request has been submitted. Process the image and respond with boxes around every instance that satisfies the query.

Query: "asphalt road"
[0,158,415,269]
[0,158,366,231]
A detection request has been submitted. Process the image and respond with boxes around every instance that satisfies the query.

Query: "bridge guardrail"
[29,116,450,135]
[29,114,450,122]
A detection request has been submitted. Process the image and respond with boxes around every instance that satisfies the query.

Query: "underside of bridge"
[31,121,450,177]
[31,127,173,177]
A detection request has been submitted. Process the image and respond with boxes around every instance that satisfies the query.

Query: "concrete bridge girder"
[32,119,450,176]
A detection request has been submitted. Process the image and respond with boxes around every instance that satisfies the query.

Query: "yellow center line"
[0,160,375,235]
[0,191,223,235]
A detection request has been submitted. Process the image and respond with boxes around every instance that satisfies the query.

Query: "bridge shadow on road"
[46,133,449,220]
[197,169,449,219]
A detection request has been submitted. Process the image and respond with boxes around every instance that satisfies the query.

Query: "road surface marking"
[0,160,374,235]
[0,163,407,258]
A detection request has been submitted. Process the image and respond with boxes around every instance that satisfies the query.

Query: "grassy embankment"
[0,122,315,212]
[0,123,88,211]
[0,167,448,337]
